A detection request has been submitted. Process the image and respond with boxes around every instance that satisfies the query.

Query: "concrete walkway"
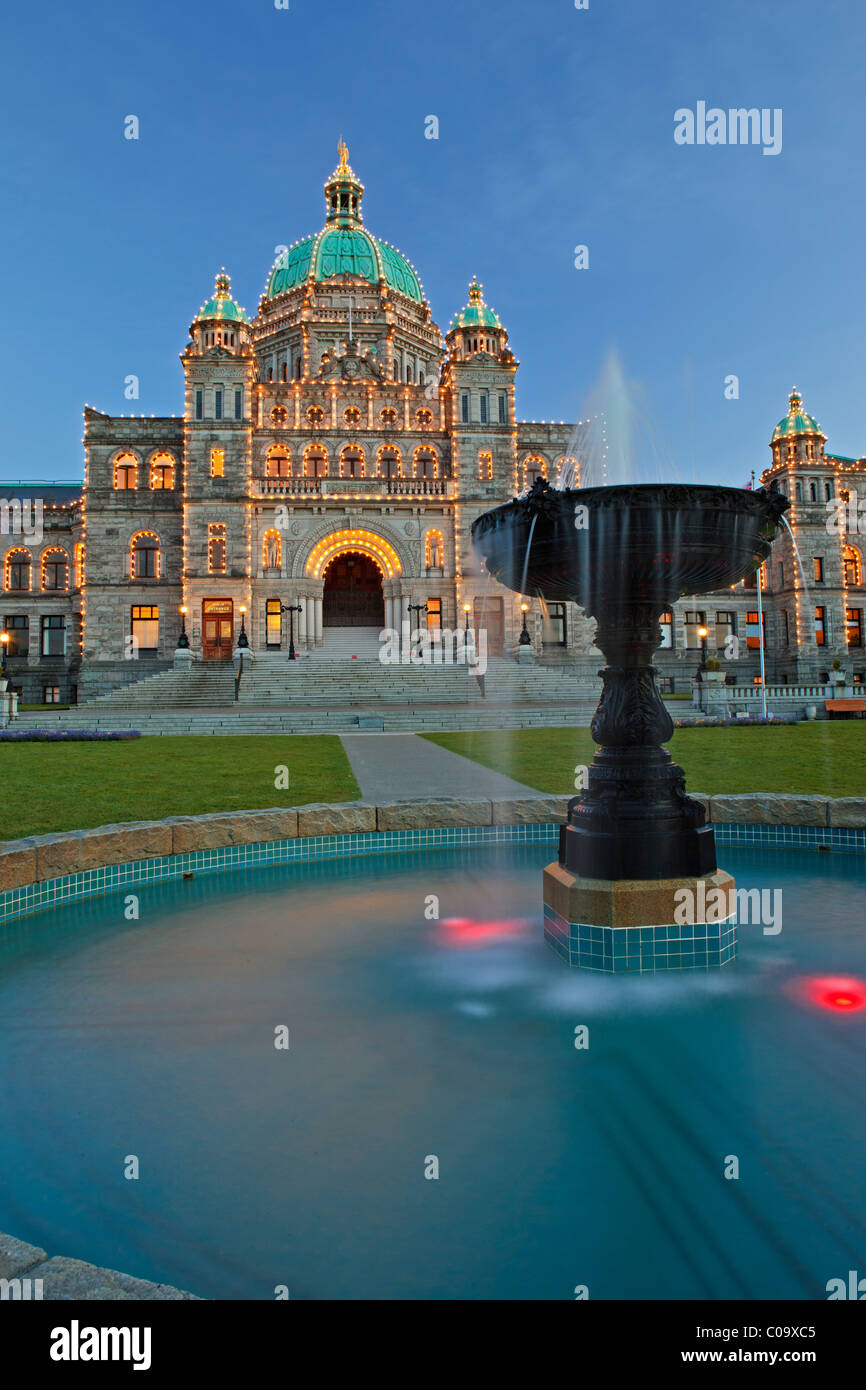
[339,732,541,801]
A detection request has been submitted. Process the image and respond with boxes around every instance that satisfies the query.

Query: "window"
[40,614,66,657]
[131,605,159,653]
[378,447,401,479]
[809,481,817,502]
[150,453,175,489]
[263,529,282,570]
[43,685,61,704]
[498,393,507,424]
[746,611,763,650]
[304,446,328,478]
[344,406,361,426]
[843,546,862,587]
[543,602,567,647]
[416,408,433,428]
[461,393,469,423]
[41,548,69,591]
[795,481,803,502]
[208,523,226,574]
[113,453,138,489]
[380,407,397,426]
[478,451,493,481]
[684,612,707,650]
[211,448,225,477]
[306,405,324,426]
[426,598,442,634]
[657,676,674,695]
[523,456,546,489]
[4,614,27,657]
[425,529,444,570]
[215,389,223,420]
[266,598,282,647]
[783,610,790,646]
[195,389,203,421]
[414,448,438,480]
[131,532,159,580]
[5,547,31,591]
[266,446,291,478]
[235,389,243,420]
[825,481,833,501]
[846,608,863,647]
[715,611,735,653]
[814,605,826,647]
[659,610,673,649]
[813,556,824,583]
[480,394,488,424]
[340,445,365,479]
[270,406,288,427]
[777,560,784,588]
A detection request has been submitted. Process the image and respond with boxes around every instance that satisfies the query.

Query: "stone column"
[305,597,315,647]
[314,596,323,644]
[298,599,306,645]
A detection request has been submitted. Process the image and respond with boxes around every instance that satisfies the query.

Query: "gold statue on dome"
[338,137,350,168]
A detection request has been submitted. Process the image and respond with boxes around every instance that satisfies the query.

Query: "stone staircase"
[12,647,603,734]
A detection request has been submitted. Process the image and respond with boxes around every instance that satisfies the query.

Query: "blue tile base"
[543,904,738,972]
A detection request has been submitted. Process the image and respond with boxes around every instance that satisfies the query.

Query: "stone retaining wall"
[0,1232,199,1301]
[2,793,865,893]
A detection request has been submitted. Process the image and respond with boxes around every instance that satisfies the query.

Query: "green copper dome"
[772,388,824,442]
[448,277,502,330]
[195,271,249,324]
[265,143,424,304]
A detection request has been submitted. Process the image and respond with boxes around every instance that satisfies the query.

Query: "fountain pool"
[0,841,864,1300]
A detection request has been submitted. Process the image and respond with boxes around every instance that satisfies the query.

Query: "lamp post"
[463,602,471,633]
[697,625,709,710]
[281,602,303,660]
[177,605,189,649]
[238,605,249,650]
[0,631,9,682]
[519,601,531,646]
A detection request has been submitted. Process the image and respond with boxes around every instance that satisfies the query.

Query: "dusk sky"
[1,0,864,484]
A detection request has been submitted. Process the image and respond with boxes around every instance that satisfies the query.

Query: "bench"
[825,699,866,719]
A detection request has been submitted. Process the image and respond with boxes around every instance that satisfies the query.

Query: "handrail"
[234,653,244,702]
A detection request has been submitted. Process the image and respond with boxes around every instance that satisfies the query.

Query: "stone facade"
[2,150,864,706]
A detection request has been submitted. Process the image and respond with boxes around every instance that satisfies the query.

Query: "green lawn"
[1,735,360,840]
[423,725,866,798]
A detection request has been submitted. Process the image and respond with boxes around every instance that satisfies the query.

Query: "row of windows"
[3,614,68,657]
[113,453,176,490]
[268,405,435,429]
[262,442,443,480]
[193,387,244,422]
[811,548,863,586]
[4,546,84,592]
[460,392,508,425]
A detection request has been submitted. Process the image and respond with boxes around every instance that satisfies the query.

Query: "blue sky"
[0,0,863,484]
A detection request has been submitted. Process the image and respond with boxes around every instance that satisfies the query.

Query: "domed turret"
[190,271,250,351]
[446,278,509,361]
[770,388,825,464]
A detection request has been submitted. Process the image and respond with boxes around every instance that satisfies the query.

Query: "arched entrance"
[322,553,385,627]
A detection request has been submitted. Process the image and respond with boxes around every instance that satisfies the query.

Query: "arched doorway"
[322,553,385,627]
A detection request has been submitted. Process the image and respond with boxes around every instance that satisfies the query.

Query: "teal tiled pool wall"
[1,820,864,927]
[544,904,738,972]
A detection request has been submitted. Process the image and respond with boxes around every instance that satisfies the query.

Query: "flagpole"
[757,562,768,719]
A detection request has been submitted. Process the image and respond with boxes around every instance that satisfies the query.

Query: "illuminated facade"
[1,150,864,705]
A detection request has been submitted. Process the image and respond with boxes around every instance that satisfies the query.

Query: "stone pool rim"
[1,792,865,926]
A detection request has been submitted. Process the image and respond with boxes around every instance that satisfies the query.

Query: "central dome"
[265,142,424,305]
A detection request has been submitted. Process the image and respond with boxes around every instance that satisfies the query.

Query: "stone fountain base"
[542,862,737,972]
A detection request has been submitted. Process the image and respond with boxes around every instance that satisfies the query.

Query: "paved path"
[339,732,541,801]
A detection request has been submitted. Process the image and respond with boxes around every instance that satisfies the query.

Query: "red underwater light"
[805,976,866,1012]
[438,917,526,948]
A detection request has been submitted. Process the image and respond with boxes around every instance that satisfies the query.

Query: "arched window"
[208,523,226,574]
[306,405,324,426]
[74,542,85,588]
[266,445,291,478]
[41,547,69,591]
[304,444,328,478]
[523,455,547,489]
[150,452,175,489]
[130,532,160,581]
[380,407,397,426]
[113,453,138,489]
[795,481,803,502]
[416,408,433,427]
[843,546,862,587]
[414,447,438,480]
[5,547,31,591]
[809,481,817,502]
[344,406,361,426]
[270,406,288,427]
[425,529,444,570]
[478,451,493,481]
[340,444,365,479]
[378,446,402,480]
[263,528,282,570]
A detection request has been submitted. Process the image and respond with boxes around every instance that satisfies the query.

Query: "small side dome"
[194,270,249,325]
[448,277,502,330]
[771,387,824,442]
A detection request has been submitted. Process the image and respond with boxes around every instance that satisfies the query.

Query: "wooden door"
[202,599,233,661]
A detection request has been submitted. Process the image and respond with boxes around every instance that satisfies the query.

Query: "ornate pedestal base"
[543,862,737,972]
